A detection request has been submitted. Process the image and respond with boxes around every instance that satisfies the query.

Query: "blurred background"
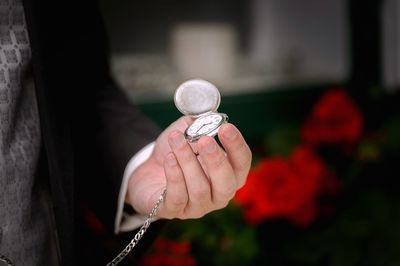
[102,0,350,101]
[89,0,400,265]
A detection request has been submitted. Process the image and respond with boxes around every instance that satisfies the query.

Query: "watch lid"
[174,79,221,117]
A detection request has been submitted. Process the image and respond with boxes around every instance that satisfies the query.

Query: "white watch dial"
[185,113,228,142]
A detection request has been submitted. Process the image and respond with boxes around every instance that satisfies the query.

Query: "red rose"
[140,238,196,266]
[235,146,337,227]
[302,88,363,146]
[79,203,106,235]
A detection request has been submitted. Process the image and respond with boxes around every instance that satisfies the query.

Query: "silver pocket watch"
[174,79,228,142]
[106,79,228,266]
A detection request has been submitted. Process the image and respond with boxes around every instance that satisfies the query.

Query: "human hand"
[126,116,252,219]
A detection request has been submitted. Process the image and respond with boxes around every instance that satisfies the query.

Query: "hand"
[126,116,252,219]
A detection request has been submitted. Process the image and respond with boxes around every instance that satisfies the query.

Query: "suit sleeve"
[75,77,161,231]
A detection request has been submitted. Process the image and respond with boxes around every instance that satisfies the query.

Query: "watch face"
[185,113,227,141]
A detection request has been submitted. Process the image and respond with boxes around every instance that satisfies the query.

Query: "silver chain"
[106,188,167,266]
[0,254,15,266]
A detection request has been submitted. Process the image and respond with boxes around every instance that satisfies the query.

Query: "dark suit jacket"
[23,0,163,265]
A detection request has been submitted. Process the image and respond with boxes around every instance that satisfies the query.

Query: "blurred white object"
[170,23,238,84]
[249,0,348,82]
[382,0,400,92]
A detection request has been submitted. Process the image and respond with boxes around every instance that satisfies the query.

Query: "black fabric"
[22,0,163,265]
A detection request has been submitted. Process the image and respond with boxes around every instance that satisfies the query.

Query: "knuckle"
[169,194,187,208]
[226,181,238,198]
[233,137,248,153]
[237,178,247,190]
[192,187,210,201]
[216,200,229,210]
[212,153,227,168]
[239,141,251,156]
[236,148,253,173]
[238,157,252,173]
[185,205,207,219]
[176,147,195,162]
[216,182,236,201]
[183,202,211,219]
[191,211,206,219]
[167,173,182,183]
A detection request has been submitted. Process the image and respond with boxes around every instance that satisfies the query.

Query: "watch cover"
[174,79,221,117]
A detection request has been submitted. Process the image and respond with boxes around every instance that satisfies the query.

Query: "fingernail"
[223,126,237,140]
[205,141,217,154]
[166,153,177,166]
[171,132,185,148]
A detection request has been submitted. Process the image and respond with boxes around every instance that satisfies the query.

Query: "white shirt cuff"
[114,142,155,234]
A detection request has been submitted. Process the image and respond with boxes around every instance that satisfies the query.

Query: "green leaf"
[264,124,300,156]
[383,118,400,152]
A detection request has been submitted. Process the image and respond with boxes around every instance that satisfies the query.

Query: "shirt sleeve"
[114,142,156,234]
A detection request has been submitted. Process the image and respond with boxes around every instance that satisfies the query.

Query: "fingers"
[197,136,237,207]
[162,153,188,218]
[161,125,252,219]
[168,130,211,217]
[218,123,252,189]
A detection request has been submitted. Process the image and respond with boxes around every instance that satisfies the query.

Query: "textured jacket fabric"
[23,0,162,264]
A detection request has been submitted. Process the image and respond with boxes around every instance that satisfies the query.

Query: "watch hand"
[195,124,205,134]
[195,122,213,134]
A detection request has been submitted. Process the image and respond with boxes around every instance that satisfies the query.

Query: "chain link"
[0,254,15,266]
[106,188,167,266]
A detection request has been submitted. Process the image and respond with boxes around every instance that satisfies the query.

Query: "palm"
[127,117,192,214]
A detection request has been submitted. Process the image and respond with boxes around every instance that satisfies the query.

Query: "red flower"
[139,238,196,266]
[80,204,106,235]
[301,88,363,146]
[235,146,337,227]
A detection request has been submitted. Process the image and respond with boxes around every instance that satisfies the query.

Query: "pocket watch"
[174,79,228,142]
[107,80,227,265]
